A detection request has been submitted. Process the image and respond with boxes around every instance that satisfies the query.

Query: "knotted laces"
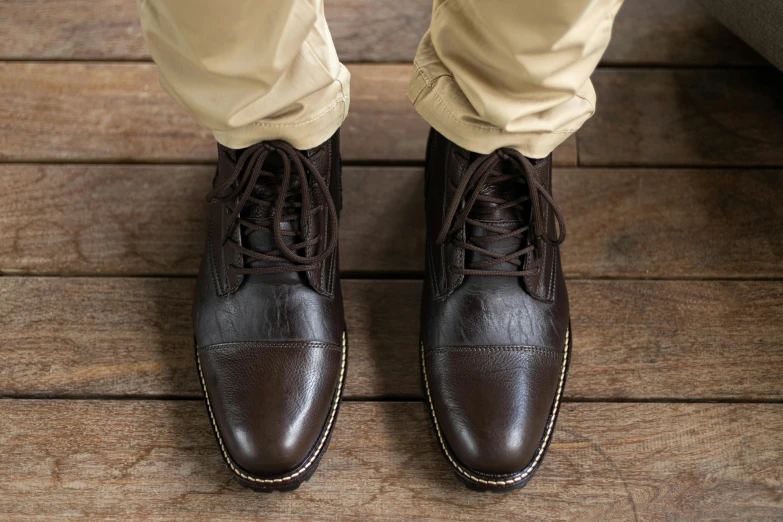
[435,149,566,277]
[206,141,338,275]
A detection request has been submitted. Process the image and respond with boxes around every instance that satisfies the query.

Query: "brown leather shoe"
[193,131,347,491]
[420,129,571,492]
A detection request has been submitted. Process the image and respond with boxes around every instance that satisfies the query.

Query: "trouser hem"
[408,64,589,159]
[212,92,349,151]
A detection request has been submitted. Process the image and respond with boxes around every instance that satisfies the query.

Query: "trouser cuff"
[408,64,591,159]
[212,92,349,151]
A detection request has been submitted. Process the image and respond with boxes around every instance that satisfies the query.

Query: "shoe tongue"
[462,158,531,272]
[465,156,527,223]
[469,174,525,222]
[225,147,308,278]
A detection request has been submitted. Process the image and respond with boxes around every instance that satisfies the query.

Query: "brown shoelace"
[206,141,338,274]
[436,148,566,277]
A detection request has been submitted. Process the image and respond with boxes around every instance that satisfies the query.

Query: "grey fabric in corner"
[699,0,783,71]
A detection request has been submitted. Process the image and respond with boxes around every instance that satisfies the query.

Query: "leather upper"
[420,129,570,480]
[197,340,342,475]
[425,344,563,474]
[193,131,345,481]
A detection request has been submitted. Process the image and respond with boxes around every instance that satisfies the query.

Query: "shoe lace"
[205,140,338,274]
[435,148,566,276]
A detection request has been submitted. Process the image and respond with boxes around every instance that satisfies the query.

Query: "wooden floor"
[1,0,782,519]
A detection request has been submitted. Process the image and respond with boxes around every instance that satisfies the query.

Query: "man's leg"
[415,0,623,491]
[409,0,622,158]
[138,0,349,149]
[138,0,349,491]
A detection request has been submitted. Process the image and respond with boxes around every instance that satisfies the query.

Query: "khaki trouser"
[138,0,623,158]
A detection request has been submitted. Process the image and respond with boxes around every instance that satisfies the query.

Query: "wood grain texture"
[557,168,783,278]
[0,0,765,66]
[604,0,764,66]
[2,2,780,519]
[0,63,210,163]
[2,277,781,400]
[0,62,576,166]
[0,0,431,63]
[0,164,427,276]
[0,0,147,60]
[580,69,783,167]
[0,400,781,520]
[2,165,781,277]
[8,63,783,167]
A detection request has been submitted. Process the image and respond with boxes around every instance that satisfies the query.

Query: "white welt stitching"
[197,332,347,484]
[421,327,569,486]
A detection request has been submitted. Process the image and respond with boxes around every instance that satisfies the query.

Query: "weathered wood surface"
[0,62,576,166]
[2,165,781,277]
[6,63,783,167]
[0,164,427,276]
[0,400,780,520]
[1,1,781,520]
[581,69,783,167]
[604,0,764,66]
[0,0,145,60]
[0,62,566,167]
[0,0,764,66]
[558,168,783,278]
[2,277,781,400]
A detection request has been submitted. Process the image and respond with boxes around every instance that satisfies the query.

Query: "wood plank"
[2,277,781,400]
[0,0,146,60]
[580,69,783,167]
[2,165,781,278]
[0,401,780,520]
[0,0,765,66]
[8,63,783,168]
[0,0,431,63]
[557,168,783,278]
[0,63,211,163]
[0,59,606,166]
[605,0,764,66]
[0,164,427,276]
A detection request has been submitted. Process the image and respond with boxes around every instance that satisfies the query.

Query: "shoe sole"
[195,331,348,492]
[420,323,572,492]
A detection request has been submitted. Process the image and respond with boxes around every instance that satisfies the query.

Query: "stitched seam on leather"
[426,345,560,357]
[421,327,569,487]
[222,214,232,292]
[206,213,224,297]
[196,332,346,485]
[229,228,243,294]
[544,174,556,300]
[547,248,558,300]
[437,140,451,297]
[326,229,336,294]
[424,135,440,299]
[325,141,337,295]
[306,206,320,291]
[201,341,342,353]
[321,203,328,290]
[445,156,466,296]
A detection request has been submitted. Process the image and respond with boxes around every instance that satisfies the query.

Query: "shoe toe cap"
[197,339,344,476]
[424,344,564,475]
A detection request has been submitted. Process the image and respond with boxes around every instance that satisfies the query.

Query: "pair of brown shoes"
[193,128,571,492]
